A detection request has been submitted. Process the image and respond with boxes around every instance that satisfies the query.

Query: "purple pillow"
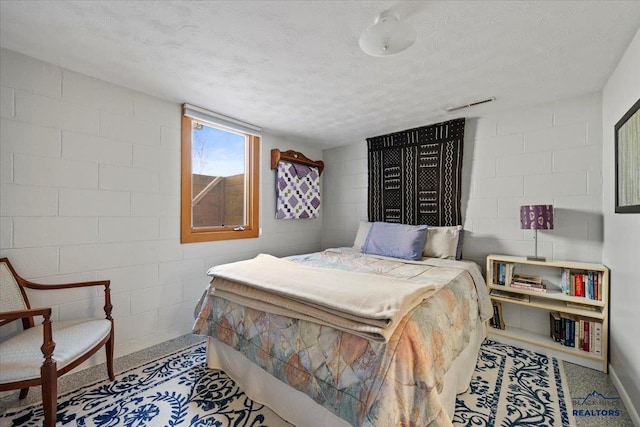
[362,222,428,260]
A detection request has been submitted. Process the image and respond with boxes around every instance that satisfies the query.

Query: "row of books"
[560,269,602,300]
[490,301,505,330]
[549,312,602,354]
[492,261,514,286]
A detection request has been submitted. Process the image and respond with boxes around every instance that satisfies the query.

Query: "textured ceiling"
[1,1,639,148]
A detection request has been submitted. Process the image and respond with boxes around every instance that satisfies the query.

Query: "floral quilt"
[193,250,491,427]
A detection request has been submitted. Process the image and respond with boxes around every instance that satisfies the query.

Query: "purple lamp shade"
[520,205,554,230]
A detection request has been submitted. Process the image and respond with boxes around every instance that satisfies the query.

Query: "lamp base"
[526,255,547,262]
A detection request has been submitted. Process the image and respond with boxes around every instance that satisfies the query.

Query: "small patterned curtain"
[276,161,321,219]
[367,118,465,226]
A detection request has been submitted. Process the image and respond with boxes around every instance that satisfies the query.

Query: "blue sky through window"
[192,123,245,177]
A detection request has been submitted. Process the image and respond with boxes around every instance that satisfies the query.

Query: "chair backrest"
[0,259,29,316]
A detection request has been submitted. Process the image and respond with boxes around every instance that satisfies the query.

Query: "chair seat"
[0,318,111,383]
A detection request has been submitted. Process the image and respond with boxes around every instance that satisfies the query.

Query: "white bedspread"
[207,253,437,341]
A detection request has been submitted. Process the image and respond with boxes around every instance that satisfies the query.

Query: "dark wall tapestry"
[367,118,465,226]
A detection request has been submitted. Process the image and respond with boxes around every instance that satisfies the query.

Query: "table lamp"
[520,205,554,261]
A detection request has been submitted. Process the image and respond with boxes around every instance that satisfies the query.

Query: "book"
[491,301,505,329]
[575,274,584,297]
[512,274,542,284]
[565,301,598,311]
[490,289,530,302]
[583,321,590,352]
[510,283,547,292]
[549,312,562,342]
[594,322,602,356]
[561,268,571,295]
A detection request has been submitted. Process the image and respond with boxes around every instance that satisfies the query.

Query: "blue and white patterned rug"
[1,340,573,426]
[454,339,574,427]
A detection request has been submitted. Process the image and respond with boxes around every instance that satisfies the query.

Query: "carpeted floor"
[0,335,633,426]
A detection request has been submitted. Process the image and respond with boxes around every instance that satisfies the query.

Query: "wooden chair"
[0,258,115,427]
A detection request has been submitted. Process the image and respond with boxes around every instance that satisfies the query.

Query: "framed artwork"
[615,98,640,213]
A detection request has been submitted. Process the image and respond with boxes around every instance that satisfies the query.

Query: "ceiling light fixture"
[359,10,416,57]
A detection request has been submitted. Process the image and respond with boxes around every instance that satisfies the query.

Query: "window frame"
[180,111,260,243]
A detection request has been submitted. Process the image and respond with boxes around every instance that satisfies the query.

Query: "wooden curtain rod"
[270,149,324,175]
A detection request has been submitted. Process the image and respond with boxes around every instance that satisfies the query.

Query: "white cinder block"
[473,133,524,156]
[133,93,180,127]
[471,218,523,240]
[552,241,601,264]
[59,243,130,274]
[0,152,11,183]
[62,70,134,115]
[131,193,177,217]
[524,123,586,152]
[59,188,130,217]
[0,183,58,216]
[553,93,601,127]
[587,171,602,196]
[0,49,62,98]
[0,217,12,249]
[524,172,586,196]
[497,197,552,219]
[543,212,589,241]
[469,154,496,179]
[158,301,197,335]
[159,217,179,239]
[1,119,61,157]
[469,117,497,139]
[497,105,553,135]
[97,264,159,294]
[109,292,131,319]
[0,246,59,278]
[474,176,524,198]
[62,131,132,166]
[497,151,552,177]
[115,311,158,342]
[158,258,205,285]
[182,277,209,302]
[159,282,184,307]
[15,90,99,135]
[160,125,181,151]
[99,164,159,193]
[99,217,159,242]
[0,86,13,118]
[132,145,163,170]
[553,195,601,213]
[100,111,161,146]
[553,146,600,173]
[14,154,98,188]
[158,156,180,195]
[129,239,183,265]
[13,217,98,247]
[459,236,498,258]
[465,198,497,218]
[130,286,162,314]
[58,297,105,320]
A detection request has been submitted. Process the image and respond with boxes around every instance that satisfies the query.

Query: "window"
[181,104,260,243]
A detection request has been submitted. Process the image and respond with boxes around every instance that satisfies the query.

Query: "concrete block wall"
[322,92,604,267]
[0,48,323,362]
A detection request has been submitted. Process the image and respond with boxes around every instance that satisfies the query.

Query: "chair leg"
[106,330,115,381]
[41,363,57,427]
[18,387,29,400]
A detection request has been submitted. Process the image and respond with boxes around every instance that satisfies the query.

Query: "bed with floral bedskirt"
[193,249,492,427]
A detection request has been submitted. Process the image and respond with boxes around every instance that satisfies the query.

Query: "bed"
[193,228,493,427]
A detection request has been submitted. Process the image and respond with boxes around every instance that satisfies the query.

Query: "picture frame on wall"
[615,98,640,213]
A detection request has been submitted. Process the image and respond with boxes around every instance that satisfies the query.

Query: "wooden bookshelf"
[486,254,609,373]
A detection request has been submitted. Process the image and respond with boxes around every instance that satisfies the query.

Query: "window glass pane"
[191,121,247,228]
